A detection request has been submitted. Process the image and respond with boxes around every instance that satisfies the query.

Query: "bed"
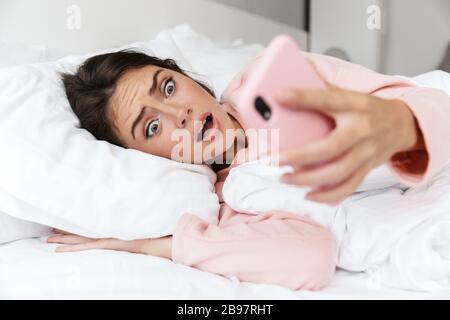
[0,0,449,300]
[1,236,446,300]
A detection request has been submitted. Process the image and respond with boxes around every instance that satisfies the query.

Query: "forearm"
[385,87,450,184]
[409,119,426,152]
[49,212,336,291]
[306,52,450,185]
[391,99,425,153]
[172,212,337,290]
[134,236,173,260]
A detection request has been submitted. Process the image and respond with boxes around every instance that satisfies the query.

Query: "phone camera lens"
[254,96,272,121]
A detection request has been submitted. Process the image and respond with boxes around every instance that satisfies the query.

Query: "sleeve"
[305,52,450,186]
[172,209,337,291]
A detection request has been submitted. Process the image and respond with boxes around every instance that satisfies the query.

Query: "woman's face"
[107,65,238,164]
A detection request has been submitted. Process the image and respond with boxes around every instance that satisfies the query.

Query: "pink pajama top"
[171,52,450,290]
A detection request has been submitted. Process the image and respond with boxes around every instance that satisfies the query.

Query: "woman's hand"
[276,85,424,205]
[47,229,172,260]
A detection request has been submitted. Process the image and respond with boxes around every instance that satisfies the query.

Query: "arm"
[47,229,172,258]
[305,52,450,185]
[172,209,337,291]
[48,210,337,291]
[228,51,450,187]
[223,51,450,204]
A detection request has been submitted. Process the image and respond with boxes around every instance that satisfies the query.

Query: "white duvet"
[223,71,450,293]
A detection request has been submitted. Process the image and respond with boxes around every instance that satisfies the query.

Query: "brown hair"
[62,50,215,147]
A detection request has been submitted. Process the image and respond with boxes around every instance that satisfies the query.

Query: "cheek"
[217,110,235,133]
[159,121,194,159]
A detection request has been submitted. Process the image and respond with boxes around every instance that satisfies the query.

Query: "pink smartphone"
[235,35,335,153]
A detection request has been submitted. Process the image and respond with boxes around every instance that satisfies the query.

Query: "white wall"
[310,0,384,72]
[309,0,450,75]
[210,0,305,29]
[382,0,450,76]
[0,0,308,55]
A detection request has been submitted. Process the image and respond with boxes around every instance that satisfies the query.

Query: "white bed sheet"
[1,237,448,299]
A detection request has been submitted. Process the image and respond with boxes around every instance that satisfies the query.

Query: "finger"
[281,142,372,187]
[55,245,89,253]
[306,165,371,204]
[55,241,105,253]
[47,235,94,245]
[55,239,134,253]
[279,126,359,167]
[276,87,350,113]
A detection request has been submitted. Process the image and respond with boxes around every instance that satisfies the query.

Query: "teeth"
[197,115,210,142]
[200,120,206,133]
[197,119,206,142]
[199,119,206,131]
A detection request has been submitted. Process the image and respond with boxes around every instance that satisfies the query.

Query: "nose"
[167,105,192,128]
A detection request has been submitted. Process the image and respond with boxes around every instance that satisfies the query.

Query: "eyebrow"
[149,69,163,95]
[130,69,163,140]
[131,107,146,140]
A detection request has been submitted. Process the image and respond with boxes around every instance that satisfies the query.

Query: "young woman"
[49,48,450,290]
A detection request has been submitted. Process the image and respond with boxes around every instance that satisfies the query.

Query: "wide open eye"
[145,119,160,138]
[164,79,175,97]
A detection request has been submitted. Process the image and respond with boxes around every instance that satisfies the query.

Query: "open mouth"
[197,113,216,142]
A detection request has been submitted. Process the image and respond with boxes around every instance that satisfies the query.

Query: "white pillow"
[0,25,261,240]
[0,40,53,243]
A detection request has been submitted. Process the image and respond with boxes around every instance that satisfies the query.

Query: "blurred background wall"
[210,0,450,76]
[211,0,305,29]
